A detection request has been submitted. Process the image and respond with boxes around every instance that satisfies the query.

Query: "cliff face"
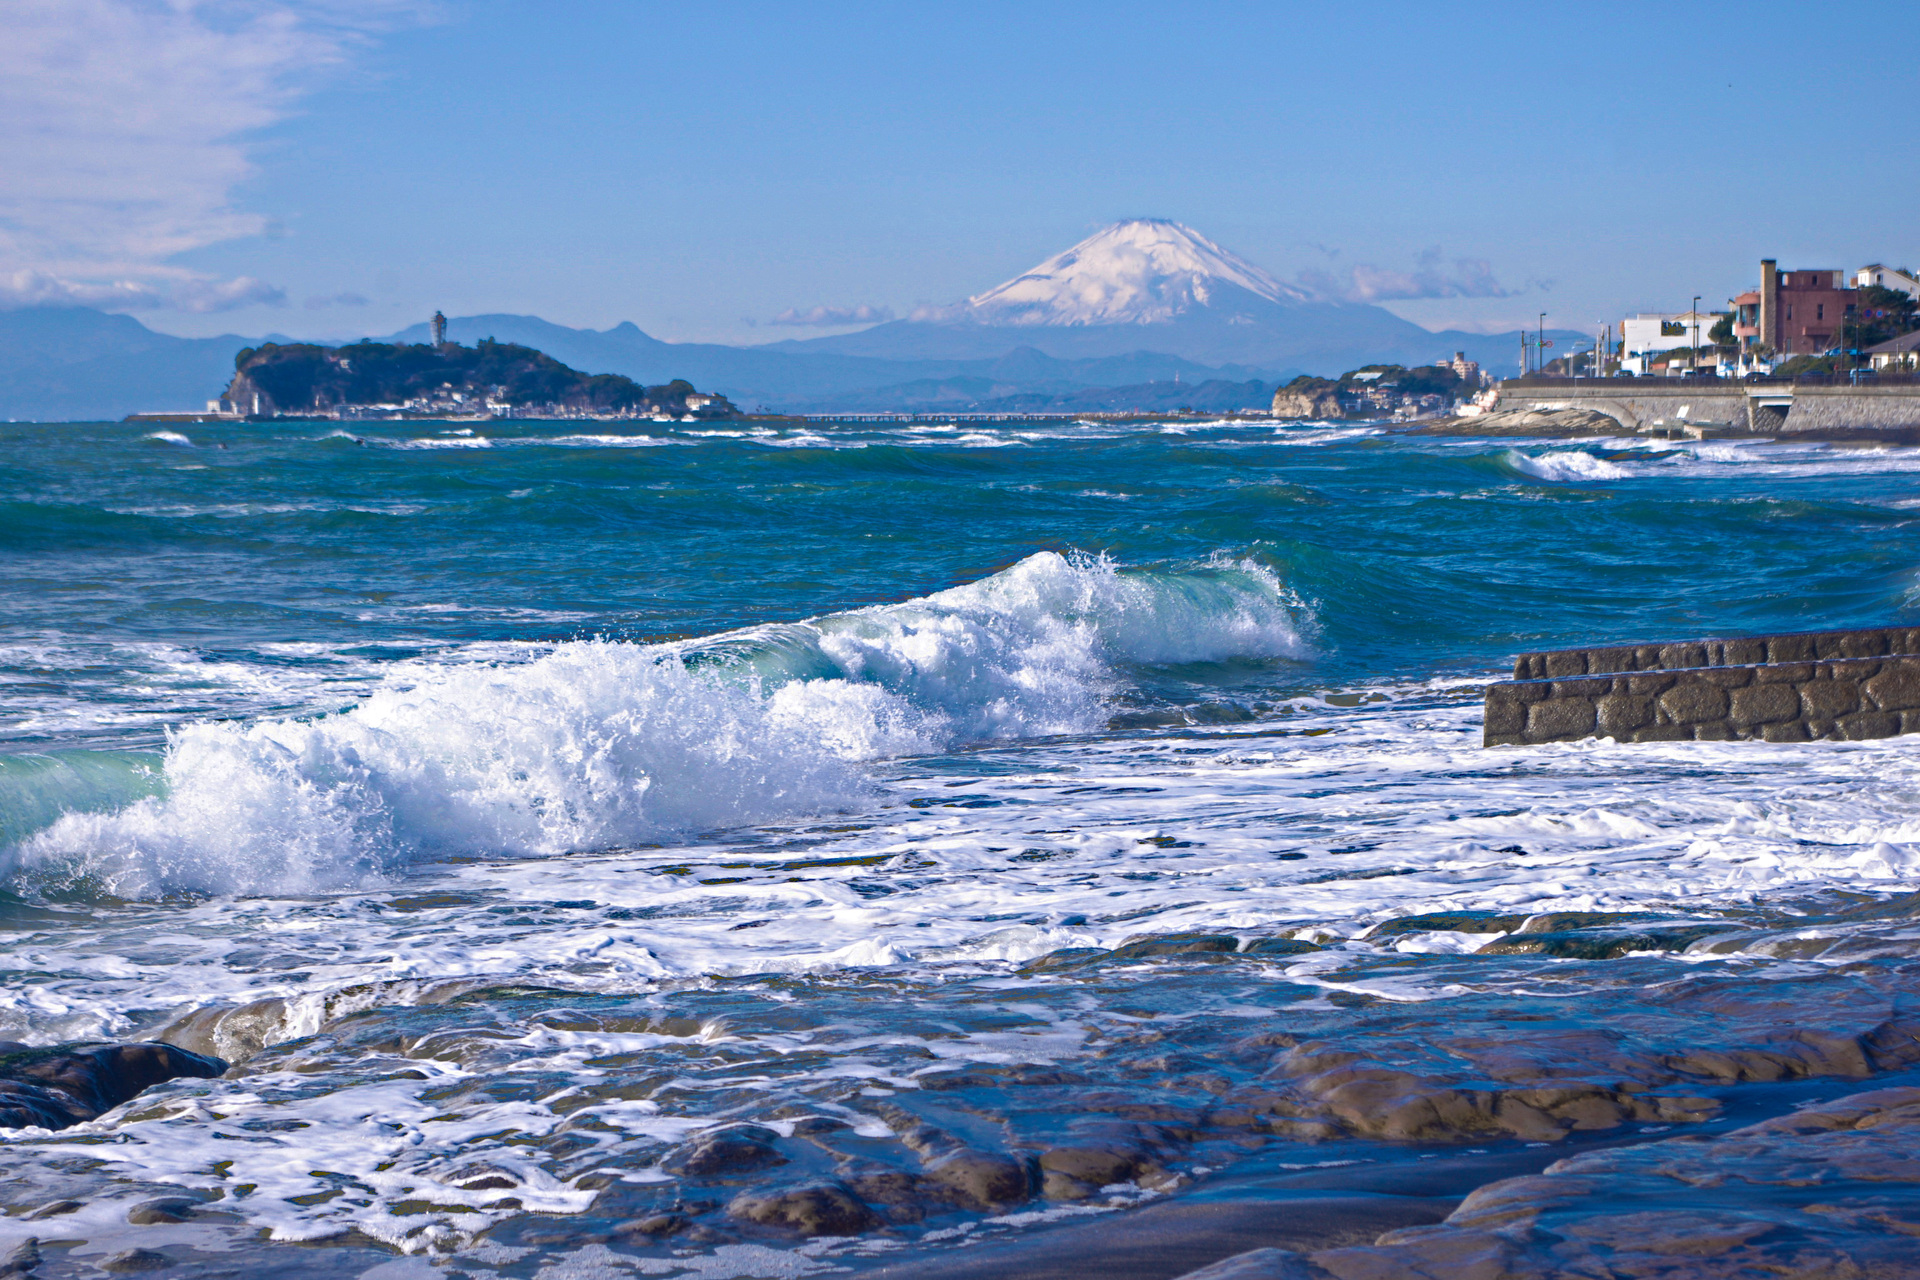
[220,340,737,419]
[1271,378,1345,419]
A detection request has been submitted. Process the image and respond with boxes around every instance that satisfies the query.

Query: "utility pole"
[1538,313,1547,376]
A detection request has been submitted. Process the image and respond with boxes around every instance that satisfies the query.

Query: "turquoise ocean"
[4,416,1920,1275]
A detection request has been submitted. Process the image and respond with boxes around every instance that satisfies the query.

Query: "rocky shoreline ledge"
[6,909,1920,1277]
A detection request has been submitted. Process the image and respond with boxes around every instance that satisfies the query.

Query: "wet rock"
[661,1126,788,1178]
[1109,933,1240,960]
[1242,938,1323,956]
[922,1148,1030,1209]
[98,1251,172,1274]
[1171,1248,1335,1279]
[25,1201,81,1221]
[0,1042,226,1131]
[126,1197,201,1225]
[1020,947,1108,973]
[1041,1170,1099,1201]
[1037,1144,1152,1188]
[1363,912,1529,940]
[1300,1085,1920,1278]
[788,1115,851,1136]
[0,1238,40,1279]
[1480,922,1738,959]
[838,1163,925,1213]
[611,1212,686,1239]
[727,1182,877,1235]
[156,997,290,1064]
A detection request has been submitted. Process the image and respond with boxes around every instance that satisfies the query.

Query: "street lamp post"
[1692,295,1702,377]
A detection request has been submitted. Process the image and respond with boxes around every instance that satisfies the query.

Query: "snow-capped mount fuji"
[938,219,1311,328]
[775,219,1519,375]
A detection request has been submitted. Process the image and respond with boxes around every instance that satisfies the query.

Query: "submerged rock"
[1197,1086,1920,1279]
[0,1042,226,1131]
[727,1182,876,1235]
[661,1126,789,1178]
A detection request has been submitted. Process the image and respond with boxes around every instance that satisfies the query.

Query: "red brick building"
[1757,259,1856,355]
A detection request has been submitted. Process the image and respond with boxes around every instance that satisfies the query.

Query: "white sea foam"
[4,553,1307,897]
[142,430,193,446]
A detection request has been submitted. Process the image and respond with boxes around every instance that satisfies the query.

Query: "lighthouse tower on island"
[430,311,447,346]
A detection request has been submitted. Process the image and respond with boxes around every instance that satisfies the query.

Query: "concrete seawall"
[1486,627,1920,747]
[1511,626,1920,680]
[1491,381,1920,437]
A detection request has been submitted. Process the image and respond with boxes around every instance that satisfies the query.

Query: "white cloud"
[1298,247,1520,303]
[769,303,896,327]
[0,0,426,312]
[0,266,286,312]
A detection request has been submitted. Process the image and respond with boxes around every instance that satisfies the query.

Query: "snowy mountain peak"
[949,219,1310,327]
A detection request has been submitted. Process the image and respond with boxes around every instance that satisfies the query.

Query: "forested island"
[216,338,738,420]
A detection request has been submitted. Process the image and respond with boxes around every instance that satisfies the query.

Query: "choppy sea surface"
[5,417,1920,1277]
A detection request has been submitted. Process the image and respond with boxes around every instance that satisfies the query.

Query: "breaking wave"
[1505,448,1633,483]
[4,553,1306,898]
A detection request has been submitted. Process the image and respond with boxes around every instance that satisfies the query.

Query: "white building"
[1854,264,1920,300]
[1619,311,1717,375]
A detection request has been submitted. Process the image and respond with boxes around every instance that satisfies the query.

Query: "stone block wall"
[1485,654,1920,747]
[1513,626,1920,680]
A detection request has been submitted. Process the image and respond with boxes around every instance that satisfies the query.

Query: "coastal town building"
[1443,351,1481,383]
[1854,265,1920,301]
[1758,260,1855,356]
[1867,330,1920,371]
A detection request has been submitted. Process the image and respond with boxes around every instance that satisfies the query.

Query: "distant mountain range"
[0,220,1579,421]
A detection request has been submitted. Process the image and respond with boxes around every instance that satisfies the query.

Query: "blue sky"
[7,1,1917,345]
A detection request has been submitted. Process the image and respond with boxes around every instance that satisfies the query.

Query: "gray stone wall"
[1485,655,1920,747]
[1786,386,1920,433]
[1513,626,1920,680]
[1491,382,1920,437]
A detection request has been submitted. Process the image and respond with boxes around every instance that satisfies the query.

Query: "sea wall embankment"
[1489,379,1920,437]
[1486,627,1920,747]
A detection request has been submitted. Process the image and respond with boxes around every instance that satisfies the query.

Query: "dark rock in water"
[1240,937,1322,956]
[0,1042,226,1130]
[1110,933,1240,960]
[1038,1144,1152,1188]
[157,997,290,1064]
[727,1182,877,1235]
[1364,911,1531,939]
[25,1201,81,1221]
[922,1148,1031,1209]
[661,1126,789,1178]
[837,1162,926,1219]
[0,1238,41,1279]
[611,1212,687,1239]
[1480,922,1738,959]
[1019,947,1107,972]
[126,1197,202,1225]
[1300,1085,1920,1278]
[98,1251,172,1274]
